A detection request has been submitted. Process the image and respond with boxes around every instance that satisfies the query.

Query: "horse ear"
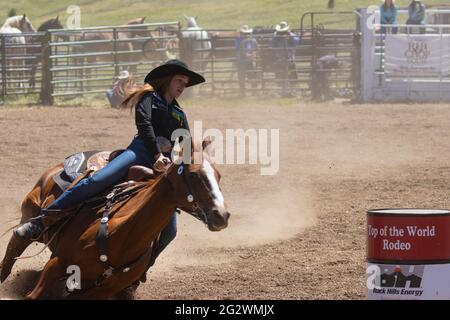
[328,0,335,9]
[141,17,146,23]
[202,137,213,151]
[55,15,59,21]
[172,136,185,164]
[22,14,26,20]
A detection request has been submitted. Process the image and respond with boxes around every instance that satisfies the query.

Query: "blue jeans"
[381,25,398,34]
[45,136,177,259]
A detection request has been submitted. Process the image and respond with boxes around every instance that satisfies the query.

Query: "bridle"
[169,164,210,225]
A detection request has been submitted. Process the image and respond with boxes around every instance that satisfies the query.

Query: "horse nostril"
[211,209,229,223]
[212,209,220,217]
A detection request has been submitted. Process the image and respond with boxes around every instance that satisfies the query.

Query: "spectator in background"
[270,21,301,98]
[380,0,398,34]
[407,0,427,34]
[235,25,259,97]
[106,70,133,108]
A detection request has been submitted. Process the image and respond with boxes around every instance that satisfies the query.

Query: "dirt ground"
[1,98,449,300]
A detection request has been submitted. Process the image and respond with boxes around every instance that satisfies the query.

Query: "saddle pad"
[64,150,100,181]
[53,150,101,192]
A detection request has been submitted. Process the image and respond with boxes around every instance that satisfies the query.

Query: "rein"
[172,164,209,226]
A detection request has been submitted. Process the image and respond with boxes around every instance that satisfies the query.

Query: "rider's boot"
[14,215,45,241]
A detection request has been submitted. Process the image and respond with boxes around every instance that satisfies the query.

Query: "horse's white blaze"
[202,159,225,208]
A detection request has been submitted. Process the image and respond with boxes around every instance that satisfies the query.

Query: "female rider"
[15,59,205,264]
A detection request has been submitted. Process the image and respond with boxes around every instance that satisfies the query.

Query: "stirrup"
[14,219,44,241]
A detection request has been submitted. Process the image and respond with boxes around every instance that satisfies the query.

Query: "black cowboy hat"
[144,59,205,87]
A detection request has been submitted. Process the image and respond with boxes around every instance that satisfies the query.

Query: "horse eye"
[189,173,198,179]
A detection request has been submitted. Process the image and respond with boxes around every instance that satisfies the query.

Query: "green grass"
[2,0,448,30]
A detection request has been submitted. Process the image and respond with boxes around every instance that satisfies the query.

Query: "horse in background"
[181,15,211,71]
[142,24,181,62]
[1,14,36,34]
[0,15,36,88]
[73,17,147,81]
[28,16,65,90]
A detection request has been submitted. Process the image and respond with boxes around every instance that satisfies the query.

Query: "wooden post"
[210,39,215,96]
[40,32,54,105]
[310,30,321,100]
[352,31,362,102]
[179,31,194,98]
[1,35,7,99]
[113,28,119,77]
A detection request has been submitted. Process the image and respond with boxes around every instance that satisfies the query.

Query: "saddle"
[53,150,156,192]
[43,150,158,238]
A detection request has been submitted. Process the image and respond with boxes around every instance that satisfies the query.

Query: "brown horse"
[0,142,230,299]
[73,17,148,79]
[0,15,36,89]
[142,24,181,62]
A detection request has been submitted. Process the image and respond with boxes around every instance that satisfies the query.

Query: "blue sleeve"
[380,5,387,24]
[235,37,241,50]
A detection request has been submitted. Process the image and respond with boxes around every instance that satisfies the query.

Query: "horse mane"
[38,17,63,32]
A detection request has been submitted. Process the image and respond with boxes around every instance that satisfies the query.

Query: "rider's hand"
[153,153,171,172]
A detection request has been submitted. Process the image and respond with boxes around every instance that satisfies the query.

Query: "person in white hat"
[236,24,259,96]
[106,70,133,108]
[270,21,300,97]
[275,21,290,34]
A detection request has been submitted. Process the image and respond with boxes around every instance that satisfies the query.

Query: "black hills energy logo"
[381,266,423,288]
[404,41,430,64]
[371,265,425,297]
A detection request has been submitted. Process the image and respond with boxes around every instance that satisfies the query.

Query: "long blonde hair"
[121,75,173,110]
